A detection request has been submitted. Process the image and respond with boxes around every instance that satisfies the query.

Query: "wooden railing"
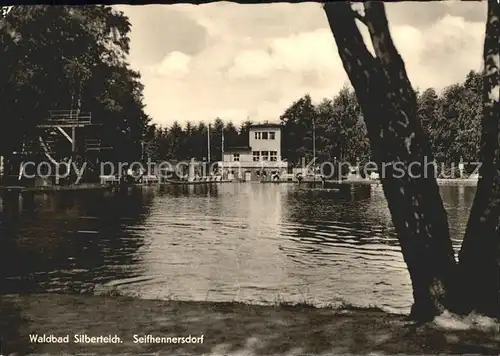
[38,110,92,126]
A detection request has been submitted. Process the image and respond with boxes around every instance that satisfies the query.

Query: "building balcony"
[218,160,288,169]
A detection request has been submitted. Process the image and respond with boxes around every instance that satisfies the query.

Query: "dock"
[260,180,295,184]
[0,183,115,194]
[164,179,233,185]
[0,185,27,192]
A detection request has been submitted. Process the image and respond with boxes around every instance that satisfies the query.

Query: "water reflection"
[0,184,475,314]
[440,185,476,250]
[0,187,155,294]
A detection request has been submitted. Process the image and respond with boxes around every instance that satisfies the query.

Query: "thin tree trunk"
[323,2,457,321]
[458,0,500,318]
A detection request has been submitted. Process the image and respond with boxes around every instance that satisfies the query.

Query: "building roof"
[224,146,252,152]
[249,123,282,129]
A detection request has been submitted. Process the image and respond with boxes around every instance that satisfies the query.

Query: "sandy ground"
[0,293,498,355]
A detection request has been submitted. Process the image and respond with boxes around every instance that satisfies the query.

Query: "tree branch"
[363,2,417,108]
[351,8,367,26]
[322,2,376,116]
[458,0,500,318]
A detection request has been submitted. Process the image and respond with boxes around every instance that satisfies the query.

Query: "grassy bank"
[0,293,499,355]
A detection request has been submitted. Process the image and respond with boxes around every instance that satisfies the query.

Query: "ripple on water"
[1,184,474,314]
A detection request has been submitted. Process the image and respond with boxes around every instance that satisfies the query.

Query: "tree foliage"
[0,5,150,163]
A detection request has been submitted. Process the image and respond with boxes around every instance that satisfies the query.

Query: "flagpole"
[207,123,211,163]
[221,126,225,179]
[221,128,224,158]
[313,117,316,182]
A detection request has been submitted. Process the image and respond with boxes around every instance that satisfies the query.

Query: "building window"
[233,153,240,161]
[254,132,261,140]
[270,151,277,161]
[253,151,260,161]
[262,132,268,139]
[269,132,275,140]
[261,151,269,161]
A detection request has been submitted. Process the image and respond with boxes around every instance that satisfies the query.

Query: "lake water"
[0,183,475,314]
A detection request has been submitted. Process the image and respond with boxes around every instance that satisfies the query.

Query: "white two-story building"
[219,123,288,181]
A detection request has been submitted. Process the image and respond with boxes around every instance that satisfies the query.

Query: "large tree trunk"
[323,2,457,321]
[458,0,500,318]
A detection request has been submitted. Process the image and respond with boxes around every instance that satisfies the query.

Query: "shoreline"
[0,178,478,193]
[1,293,498,355]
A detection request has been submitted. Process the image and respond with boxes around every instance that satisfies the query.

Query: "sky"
[115,1,487,127]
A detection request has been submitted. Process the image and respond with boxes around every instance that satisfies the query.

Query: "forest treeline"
[145,70,482,171]
[1,6,482,171]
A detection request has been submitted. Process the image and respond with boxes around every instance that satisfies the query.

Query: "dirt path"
[0,294,498,355]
